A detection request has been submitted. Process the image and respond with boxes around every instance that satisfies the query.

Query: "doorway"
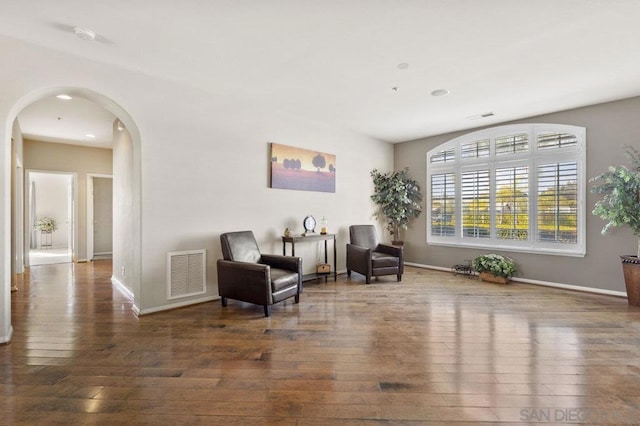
[26,171,76,266]
[3,86,142,345]
[87,175,113,261]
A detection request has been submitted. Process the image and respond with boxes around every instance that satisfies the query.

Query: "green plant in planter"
[34,217,57,233]
[591,146,640,306]
[472,254,516,278]
[370,167,422,242]
[591,146,640,258]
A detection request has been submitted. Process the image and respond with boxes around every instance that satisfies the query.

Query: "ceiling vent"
[467,112,495,120]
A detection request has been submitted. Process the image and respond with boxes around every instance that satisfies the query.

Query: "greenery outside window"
[427,124,586,256]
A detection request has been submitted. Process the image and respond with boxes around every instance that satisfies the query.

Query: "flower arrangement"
[34,217,57,233]
[472,254,516,278]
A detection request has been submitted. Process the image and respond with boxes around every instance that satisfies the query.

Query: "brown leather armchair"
[217,231,302,317]
[346,225,403,284]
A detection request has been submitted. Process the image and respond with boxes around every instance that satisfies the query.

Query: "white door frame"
[24,170,78,266]
[87,173,113,261]
[12,157,24,275]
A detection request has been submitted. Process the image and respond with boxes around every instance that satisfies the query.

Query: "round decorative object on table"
[303,215,316,235]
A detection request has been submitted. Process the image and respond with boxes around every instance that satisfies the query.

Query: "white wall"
[136,83,391,312]
[112,123,135,297]
[0,35,392,333]
[29,172,71,249]
[11,120,24,275]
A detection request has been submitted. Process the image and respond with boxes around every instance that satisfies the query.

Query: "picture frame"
[269,143,336,193]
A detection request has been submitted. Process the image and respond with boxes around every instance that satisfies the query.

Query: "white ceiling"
[19,94,116,149]
[5,0,640,146]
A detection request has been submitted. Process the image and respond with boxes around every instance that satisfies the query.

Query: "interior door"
[92,177,113,258]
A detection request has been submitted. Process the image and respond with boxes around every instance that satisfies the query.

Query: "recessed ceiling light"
[56,94,72,100]
[397,63,409,70]
[85,134,96,139]
[431,89,450,97]
[74,26,96,41]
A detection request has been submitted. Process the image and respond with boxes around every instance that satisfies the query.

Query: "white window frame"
[426,123,586,257]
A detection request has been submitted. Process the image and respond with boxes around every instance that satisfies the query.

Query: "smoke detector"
[74,27,96,41]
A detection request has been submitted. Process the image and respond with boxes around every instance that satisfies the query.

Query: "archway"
[2,86,142,343]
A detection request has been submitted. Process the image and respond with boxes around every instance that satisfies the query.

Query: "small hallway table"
[282,233,338,282]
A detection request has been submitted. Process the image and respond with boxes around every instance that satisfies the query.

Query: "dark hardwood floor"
[2,260,640,424]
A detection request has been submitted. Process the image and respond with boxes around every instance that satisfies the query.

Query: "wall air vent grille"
[167,249,206,300]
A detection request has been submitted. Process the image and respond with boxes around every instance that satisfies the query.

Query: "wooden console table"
[282,233,337,282]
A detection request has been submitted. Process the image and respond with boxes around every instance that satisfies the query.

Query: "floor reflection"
[29,248,72,266]
[4,263,640,424]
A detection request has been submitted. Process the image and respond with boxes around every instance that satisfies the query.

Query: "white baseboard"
[111,276,219,316]
[0,326,14,344]
[137,296,219,315]
[404,262,627,298]
[405,262,452,273]
[111,275,134,300]
[511,276,626,297]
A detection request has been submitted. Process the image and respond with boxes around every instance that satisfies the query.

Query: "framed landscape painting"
[270,143,336,193]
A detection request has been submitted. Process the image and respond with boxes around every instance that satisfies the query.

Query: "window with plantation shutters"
[461,170,490,238]
[496,166,529,241]
[430,173,456,237]
[495,133,528,155]
[536,162,578,244]
[429,147,455,164]
[461,139,490,159]
[426,123,585,256]
[537,132,577,150]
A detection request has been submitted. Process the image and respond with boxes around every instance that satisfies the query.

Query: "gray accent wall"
[395,96,640,293]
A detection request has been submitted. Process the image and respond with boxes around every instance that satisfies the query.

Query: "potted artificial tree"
[591,146,640,306]
[472,254,516,284]
[370,168,423,245]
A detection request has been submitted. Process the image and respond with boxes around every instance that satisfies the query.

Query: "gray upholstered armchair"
[217,231,302,317]
[346,225,403,284]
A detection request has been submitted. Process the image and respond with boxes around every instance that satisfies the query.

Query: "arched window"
[427,124,586,256]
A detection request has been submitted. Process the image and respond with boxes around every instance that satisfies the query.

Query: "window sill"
[426,240,586,257]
